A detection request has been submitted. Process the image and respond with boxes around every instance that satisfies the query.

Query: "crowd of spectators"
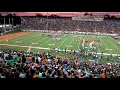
[0,49,120,78]
[21,17,120,34]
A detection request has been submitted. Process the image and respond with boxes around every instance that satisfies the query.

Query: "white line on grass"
[77,35,81,50]
[25,35,44,45]
[57,35,69,49]
[27,46,32,52]
[21,33,42,46]
[92,35,101,53]
[47,34,66,48]
[39,37,52,47]
[110,37,120,45]
[8,33,36,44]
[100,37,112,54]
[84,34,88,49]
[31,34,48,46]
[9,33,39,45]
[108,37,120,52]
[2,43,120,56]
[114,39,120,43]
[67,35,75,50]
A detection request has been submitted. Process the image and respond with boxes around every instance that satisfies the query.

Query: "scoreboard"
[72,15,104,21]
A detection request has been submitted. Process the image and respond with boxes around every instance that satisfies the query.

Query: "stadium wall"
[22,29,49,32]
[21,29,118,36]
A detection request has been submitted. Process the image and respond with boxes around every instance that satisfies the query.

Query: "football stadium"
[0,12,120,78]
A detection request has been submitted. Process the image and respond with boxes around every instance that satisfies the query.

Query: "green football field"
[0,32,120,55]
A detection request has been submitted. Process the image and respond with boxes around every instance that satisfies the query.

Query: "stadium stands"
[0,49,120,78]
[0,16,120,78]
[21,17,120,34]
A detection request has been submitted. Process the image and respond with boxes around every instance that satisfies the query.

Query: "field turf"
[0,32,120,55]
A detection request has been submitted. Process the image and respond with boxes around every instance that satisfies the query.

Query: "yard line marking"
[39,36,52,47]
[25,34,47,46]
[47,34,66,48]
[77,35,81,50]
[9,33,39,45]
[92,36,101,53]
[27,46,32,52]
[100,37,112,54]
[30,34,49,46]
[83,34,88,49]
[67,35,75,50]
[109,36,119,43]
[108,37,120,52]
[110,37,120,45]
[21,33,43,46]
[8,33,37,44]
[9,36,31,43]
[57,34,69,48]
[20,33,45,43]
[1,43,120,56]
[36,37,48,45]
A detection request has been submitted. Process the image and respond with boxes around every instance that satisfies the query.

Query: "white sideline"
[0,44,119,56]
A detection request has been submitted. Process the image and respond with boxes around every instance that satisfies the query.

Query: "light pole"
[9,17,12,31]
[4,17,6,34]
